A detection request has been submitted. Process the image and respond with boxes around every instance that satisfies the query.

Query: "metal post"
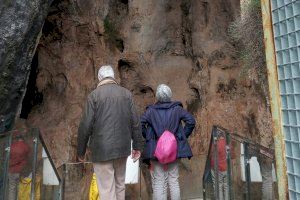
[139,162,142,200]
[243,142,251,200]
[2,133,12,200]
[203,184,206,200]
[30,131,39,200]
[225,133,233,200]
[260,0,288,199]
[60,164,66,200]
[58,178,63,200]
[213,130,219,200]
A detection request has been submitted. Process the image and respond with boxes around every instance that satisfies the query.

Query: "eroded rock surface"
[0,0,53,132]
[2,0,273,199]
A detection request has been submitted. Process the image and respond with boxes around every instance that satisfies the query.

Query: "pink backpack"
[154,130,177,164]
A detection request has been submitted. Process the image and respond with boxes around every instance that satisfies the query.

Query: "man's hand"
[131,150,141,163]
[77,155,85,163]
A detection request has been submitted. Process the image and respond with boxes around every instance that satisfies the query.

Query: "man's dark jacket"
[141,101,196,162]
[77,79,144,162]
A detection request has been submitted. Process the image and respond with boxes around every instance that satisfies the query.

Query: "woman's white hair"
[156,84,172,102]
[98,65,115,81]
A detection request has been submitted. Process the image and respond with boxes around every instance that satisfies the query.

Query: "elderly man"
[77,65,144,200]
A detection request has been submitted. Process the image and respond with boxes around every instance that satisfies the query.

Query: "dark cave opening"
[20,52,43,119]
[42,17,63,41]
[42,18,56,37]
[118,59,133,86]
[115,38,124,52]
[140,86,154,94]
[118,59,134,79]
[42,0,64,42]
[118,59,131,70]
[119,0,128,5]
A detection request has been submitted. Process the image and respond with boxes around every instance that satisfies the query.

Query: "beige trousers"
[93,157,127,200]
[152,161,181,200]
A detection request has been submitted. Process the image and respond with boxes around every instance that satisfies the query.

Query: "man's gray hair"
[156,84,172,102]
[98,65,115,81]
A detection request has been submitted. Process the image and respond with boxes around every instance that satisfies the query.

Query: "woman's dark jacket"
[141,101,196,162]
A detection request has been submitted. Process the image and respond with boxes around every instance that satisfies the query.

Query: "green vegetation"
[229,0,269,103]
[103,16,123,52]
[104,16,117,38]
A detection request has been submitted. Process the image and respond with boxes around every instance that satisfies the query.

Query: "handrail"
[203,125,275,200]
[2,132,12,200]
[230,133,274,159]
[0,129,20,137]
[38,129,61,183]
[63,161,93,165]
[214,125,275,159]
[0,128,62,200]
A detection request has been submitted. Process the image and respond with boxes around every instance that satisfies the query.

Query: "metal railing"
[0,128,143,199]
[58,162,94,200]
[203,126,276,200]
[2,125,277,199]
[0,128,62,200]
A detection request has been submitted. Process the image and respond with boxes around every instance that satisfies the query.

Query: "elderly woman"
[141,84,196,200]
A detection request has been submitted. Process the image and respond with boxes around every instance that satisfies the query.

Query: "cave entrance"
[20,51,43,119]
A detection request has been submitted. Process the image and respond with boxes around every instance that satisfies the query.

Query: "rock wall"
[0,0,53,133]
[17,0,274,198]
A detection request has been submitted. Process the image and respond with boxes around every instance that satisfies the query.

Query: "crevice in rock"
[216,78,238,100]
[118,59,154,93]
[118,59,137,89]
[20,52,43,119]
[182,0,207,112]
[187,87,201,114]
[42,16,63,42]
[118,59,132,75]
[202,1,209,27]
[135,85,155,100]
[139,86,154,95]
[208,50,226,66]
[119,0,128,5]
[104,0,128,52]
[180,0,193,58]
[131,23,141,33]
[54,73,68,95]
[165,3,173,12]
[47,0,66,16]
[41,0,67,43]
[220,0,234,21]
[196,60,203,71]
[115,38,124,52]
[245,112,260,140]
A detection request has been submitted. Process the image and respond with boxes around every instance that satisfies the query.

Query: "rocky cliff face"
[0,0,53,132]
[1,0,273,199]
